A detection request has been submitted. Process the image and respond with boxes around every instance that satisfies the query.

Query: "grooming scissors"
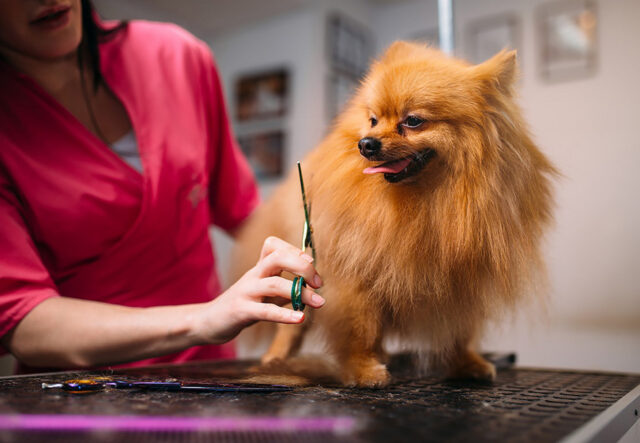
[291,162,315,312]
[41,377,292,394]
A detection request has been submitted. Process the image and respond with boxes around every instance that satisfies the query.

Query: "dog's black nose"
[358,137,382,158]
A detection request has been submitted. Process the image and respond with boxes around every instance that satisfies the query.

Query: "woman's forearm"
[3,296,208,368]
[2,236,326,369]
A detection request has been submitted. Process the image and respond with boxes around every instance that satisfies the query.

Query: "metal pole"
[438,0,454,55]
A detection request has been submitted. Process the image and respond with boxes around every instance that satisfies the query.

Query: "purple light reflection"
[0,414,356,433]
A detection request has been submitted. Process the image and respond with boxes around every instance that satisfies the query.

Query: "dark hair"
[80,0,127,90]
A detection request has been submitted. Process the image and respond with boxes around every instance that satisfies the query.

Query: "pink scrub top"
[0,21,259,371]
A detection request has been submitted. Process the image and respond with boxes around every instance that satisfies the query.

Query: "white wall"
[210,0,375,176]
[209,10,324,188]
[207,7,326,285]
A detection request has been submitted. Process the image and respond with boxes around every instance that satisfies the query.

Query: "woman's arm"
[1,236,324,368]
[3,296,207,368]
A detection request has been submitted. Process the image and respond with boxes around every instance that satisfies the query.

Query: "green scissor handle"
[291,276,305,311]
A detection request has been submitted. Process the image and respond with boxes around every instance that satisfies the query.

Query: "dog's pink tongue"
[363,157,412,175]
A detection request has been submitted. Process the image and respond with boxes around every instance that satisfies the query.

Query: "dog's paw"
[343,362,391,388]
[261,353,283,365]
[447,357,496,382]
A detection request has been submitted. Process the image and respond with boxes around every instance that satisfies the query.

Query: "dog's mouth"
[362,149,436,183]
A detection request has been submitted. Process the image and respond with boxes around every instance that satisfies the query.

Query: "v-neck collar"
[4,60,145,179]
[1,49,154,255]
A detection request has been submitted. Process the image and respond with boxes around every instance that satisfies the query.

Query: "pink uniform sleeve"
[0,173,59,350]
[204,52,260,232]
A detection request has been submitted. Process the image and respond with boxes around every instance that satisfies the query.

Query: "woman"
[0,0,324,372]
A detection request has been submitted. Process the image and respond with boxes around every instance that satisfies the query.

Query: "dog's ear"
[472,49,518,96]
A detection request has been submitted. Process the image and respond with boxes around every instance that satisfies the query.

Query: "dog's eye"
[403,116,424,128]
[369,117,378,127]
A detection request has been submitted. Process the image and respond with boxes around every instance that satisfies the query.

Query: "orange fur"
[231,42,556,387]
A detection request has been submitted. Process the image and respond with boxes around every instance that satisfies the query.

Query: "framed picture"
[466,13,521,65]
[237,131,285,180]
[235,69,289,121]
[537,0,597,82]
[326,13,372,120]
[326,13,372,78]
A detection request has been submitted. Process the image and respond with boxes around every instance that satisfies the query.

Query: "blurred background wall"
[3,0,637,375]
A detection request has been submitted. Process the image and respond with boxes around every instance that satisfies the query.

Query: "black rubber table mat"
[0,357,638,442]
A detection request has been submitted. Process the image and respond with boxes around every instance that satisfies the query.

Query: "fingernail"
[291,311,304,321]
[301,253,314,263]
[312,293,325,306]
[313,275,323,287]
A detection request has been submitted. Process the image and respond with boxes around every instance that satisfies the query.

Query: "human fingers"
[257,248,322,289]
[250,302,305,324]
[254,277,325,308]
[259,236,312,262]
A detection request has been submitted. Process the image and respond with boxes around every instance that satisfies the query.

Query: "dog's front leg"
[322,284,390,388]
[261,311,310,364]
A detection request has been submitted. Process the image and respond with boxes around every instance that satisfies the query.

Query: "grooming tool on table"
[291,162,315,312]
[41,377,293,394]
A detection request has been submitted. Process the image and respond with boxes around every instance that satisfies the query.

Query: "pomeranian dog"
[231,42,556,387]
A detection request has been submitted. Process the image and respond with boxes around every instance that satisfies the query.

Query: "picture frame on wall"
[234,68,289,180]
[536,0,597,82]
[235,69,289,121]
[237,131,285,180]
[326,12,372,120]
[465,13,521,65]
[326,13,372,78]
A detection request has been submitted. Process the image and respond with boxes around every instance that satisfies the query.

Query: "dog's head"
[353,41,519,185]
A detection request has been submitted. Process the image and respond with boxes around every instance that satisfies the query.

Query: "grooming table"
[0,355,638,442]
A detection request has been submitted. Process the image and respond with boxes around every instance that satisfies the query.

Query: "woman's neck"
[0,45,85,99]
[1,43,132,145]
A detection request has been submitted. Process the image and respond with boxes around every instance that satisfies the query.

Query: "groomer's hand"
[195,236,324,345]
